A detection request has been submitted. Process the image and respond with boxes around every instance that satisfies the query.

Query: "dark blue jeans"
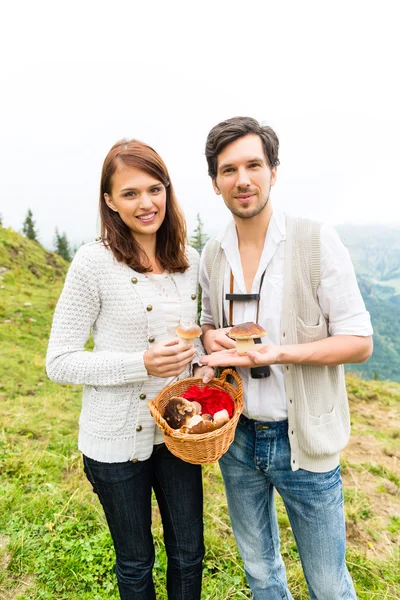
[83,444,204,600]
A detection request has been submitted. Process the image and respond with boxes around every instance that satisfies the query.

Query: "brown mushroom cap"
[163,397,198,429]
[188,419,217,434]
[176,322,202,340]
[228,322,267,339]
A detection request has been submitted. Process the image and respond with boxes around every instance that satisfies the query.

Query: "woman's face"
[104,164,167,242]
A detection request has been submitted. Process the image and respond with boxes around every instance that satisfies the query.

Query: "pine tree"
[189,213,209,254]
[22,209,39,241]
[189,214,209,322]
[0,213,3,227]
[54,228,72,262]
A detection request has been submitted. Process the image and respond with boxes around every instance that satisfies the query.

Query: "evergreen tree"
[189,213,209,254]
[22,209,39,241]
[0,213,3,227]
[189,214,209,322]
[54,228,72,262]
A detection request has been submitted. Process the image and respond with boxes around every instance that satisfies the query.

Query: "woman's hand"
[193,364,215,384]
[144,338,196,378]
[200,344,281,368]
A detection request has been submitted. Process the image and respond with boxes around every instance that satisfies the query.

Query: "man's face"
[213,134,277,220]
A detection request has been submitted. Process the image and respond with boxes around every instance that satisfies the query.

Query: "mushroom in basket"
[163,397,230,434]
[163,397,202,429]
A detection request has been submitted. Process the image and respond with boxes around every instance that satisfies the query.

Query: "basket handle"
[218,368,242,391]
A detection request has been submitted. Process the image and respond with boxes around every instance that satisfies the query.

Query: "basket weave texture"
[148,368,243,464]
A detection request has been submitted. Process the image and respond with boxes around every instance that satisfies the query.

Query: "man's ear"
[212,179,221,195]
[270,166,278,188]
[104,193,118,212]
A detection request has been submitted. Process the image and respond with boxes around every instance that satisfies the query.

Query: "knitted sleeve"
[46,246,149,386]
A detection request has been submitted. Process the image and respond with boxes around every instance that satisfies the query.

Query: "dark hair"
[205,116,280,179]
[99,139,189,273]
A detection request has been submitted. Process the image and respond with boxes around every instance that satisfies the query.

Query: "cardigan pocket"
[309,406,337,426]
[296,315,328,344]
[80,387,133,434]
[300,407,350,457]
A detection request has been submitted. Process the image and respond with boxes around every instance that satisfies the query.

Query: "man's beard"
[229,193,270,220]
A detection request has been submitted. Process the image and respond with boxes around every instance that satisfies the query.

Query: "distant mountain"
[337,225,400,381]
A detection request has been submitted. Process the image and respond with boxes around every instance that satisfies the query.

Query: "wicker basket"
[148,368,243,464]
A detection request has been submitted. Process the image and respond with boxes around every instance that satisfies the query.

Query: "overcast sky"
[1,0,399,249]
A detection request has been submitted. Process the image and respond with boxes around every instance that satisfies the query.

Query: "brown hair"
[100,139,189,273]
[205,116,280,179]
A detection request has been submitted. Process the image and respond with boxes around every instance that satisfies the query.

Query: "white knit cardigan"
[46,241,203,463]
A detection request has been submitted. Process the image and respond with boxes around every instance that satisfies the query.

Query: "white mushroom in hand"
[176,322,202,347]
[228,322,267,355]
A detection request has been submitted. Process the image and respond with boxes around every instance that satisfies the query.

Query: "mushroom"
[176,322,202,347]
[179,414,204,433]
[213,409,230,429]
[228,322,267,355]
[163,397,201,429]
[187,419,217,434]
[179,410,231,434]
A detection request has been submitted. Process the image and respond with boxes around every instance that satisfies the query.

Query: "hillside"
[337,225,400,382]
[337,225,400,292]
[0,227,399,599]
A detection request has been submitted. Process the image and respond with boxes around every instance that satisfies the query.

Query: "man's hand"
[144,339,196,378]
[200,344,280,368]
[201,325,236,353]
[201,335,373,369]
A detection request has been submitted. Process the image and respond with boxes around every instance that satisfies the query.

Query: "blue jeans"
[219,416,356,600]
[83,444,204,600]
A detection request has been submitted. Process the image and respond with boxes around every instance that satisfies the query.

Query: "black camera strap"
[225,269,270,379]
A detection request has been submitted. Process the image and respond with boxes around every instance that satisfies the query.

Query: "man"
[199,116,373,600]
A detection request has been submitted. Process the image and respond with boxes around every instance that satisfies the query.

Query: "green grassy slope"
[0,227,399,599]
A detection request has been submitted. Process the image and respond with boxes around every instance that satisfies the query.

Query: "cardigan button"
[131,458,138,463]
[191,294,197,300]
[136,425,143,432]
[289,399,293,404]
[146,305,153,311]
[148,336,155,343]
[131,277,138,284]
[140,393,146,400]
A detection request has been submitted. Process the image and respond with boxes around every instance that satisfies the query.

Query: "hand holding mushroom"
[199,322,281,368]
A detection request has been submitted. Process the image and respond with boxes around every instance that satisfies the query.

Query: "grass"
[1,226,400,599]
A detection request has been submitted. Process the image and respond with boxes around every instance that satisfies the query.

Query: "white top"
[199,208,373,421]
[146,272,181,444]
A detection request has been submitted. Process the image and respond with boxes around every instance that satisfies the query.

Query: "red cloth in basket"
[182,385,235,418]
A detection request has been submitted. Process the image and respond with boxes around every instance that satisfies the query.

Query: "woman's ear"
[104,193,117,212]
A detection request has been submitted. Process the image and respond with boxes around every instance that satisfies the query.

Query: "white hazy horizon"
[1,1,400,250]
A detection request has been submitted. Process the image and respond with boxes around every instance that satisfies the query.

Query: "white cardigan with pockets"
[46,241,203,463]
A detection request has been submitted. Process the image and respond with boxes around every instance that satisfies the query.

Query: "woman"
[46,139,213,599]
